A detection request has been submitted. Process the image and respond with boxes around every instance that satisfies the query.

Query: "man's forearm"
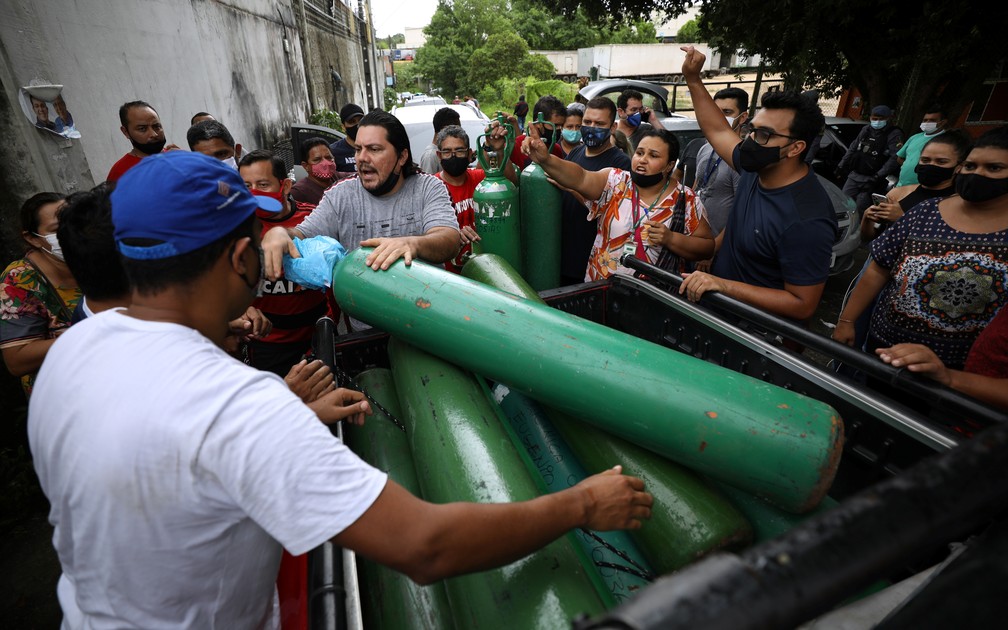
[414,228,461,264]
[719,280,821,321]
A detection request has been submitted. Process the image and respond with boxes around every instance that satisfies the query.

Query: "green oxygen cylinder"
[550,410,753,576]
[387,338,607,627]
[331,249,843,514]
[466,253,752,576]
[519,113,562,291]
[473,114,522,274]
[487,381,654,603]
[343,369,455,630]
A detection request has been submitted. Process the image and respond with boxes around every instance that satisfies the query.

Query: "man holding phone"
[616,89,666,152]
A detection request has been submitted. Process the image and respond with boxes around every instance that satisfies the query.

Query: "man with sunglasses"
[677,46,836,324]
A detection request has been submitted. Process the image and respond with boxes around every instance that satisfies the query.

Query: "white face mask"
[920,122,939,134]
[726,116,736,129]
[34,232,65,262]
[222,155,238,170]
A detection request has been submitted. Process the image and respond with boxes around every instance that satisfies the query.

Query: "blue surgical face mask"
[626,112,642,127]
[561,128,582,143]
[870,120,886,130]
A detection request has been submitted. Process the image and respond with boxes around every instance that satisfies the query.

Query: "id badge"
[622,239,637,258]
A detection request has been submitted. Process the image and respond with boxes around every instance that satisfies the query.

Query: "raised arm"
[681,46,742,169]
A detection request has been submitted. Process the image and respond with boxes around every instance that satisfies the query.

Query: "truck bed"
[305,273,1004,629]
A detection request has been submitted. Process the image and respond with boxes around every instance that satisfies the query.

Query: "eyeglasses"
[740,123,798,146]
[437,148,470,158]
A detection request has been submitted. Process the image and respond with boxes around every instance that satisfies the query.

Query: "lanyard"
[630,177,672,231]
[699,156,723,189]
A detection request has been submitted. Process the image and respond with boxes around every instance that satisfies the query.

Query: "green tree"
[676,19,700,43]
[415,0,511,96]
[609,19,657,44]
[529,0,1008,128]
[467,32,553,90]
[511,3,603,50]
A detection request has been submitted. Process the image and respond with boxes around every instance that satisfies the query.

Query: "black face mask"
[736,137,784,172]
[537,125,556,146]
[440,155,469,177]
[955,173,1008,203]
[631,171,667,188]
[130,136,167,156]
[914,163,956,188]
[365,169,400,197]
[346,125,359,141]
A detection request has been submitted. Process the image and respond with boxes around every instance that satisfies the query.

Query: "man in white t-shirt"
[29,151,652,628]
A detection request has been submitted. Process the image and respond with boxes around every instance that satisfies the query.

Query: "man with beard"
[107,101,178,183]
[677,47,836,323]
[328,103,365,175]
[263,110,459,331]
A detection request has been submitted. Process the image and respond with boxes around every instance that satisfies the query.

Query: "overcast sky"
[370,0,437,37]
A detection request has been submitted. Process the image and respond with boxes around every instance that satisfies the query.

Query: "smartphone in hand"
[871,193,888,206]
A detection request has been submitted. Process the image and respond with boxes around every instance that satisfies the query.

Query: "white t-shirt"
[28,309,387,629]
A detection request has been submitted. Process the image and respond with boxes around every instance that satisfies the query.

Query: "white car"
[391,103,491,166]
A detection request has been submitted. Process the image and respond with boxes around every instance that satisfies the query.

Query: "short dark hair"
[566,103,585,118]
[970,124,1008,152]
[186,119,235,151]
[636,128,681,164]
[617,90,644,111]
[119,100,156,127]
[359,109,416,178]
[121,215,256,296]
[300,137,331,159]
[924,103,948,119]
[20,192,65,235]
[190,112,213,126]
[759,90,825,160]
[57,183,129,301]
[238,149,288,182]
[585,97,618,126]
[713,87,749,113]
[432,107,461,133]
[925,129,972,162]
[533,95,566,122]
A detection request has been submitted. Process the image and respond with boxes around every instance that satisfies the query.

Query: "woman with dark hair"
[2,192,81,397]
[834,125,1008,373]
[523,127,714,280]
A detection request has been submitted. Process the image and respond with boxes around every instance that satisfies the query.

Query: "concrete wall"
[0,0,385,259]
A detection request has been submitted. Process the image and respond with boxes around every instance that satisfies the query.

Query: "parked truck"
[534,43,762,83]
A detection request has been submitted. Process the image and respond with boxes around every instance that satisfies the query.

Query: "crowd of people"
[2,44,1006,625]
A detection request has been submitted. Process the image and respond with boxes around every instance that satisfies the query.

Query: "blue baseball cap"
[871,105,893,117]
[112,151,282,260]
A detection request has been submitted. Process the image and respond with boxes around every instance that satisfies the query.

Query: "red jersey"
[106,153,142,183]
[436,169,485,273]
[255,205,329,345]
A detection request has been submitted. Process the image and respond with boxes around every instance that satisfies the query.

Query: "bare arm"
[2,338,57,377]
[334,466,652,585]
[877,344,1008,411]
[679,272,827,321]
[360,227,460,271]
[521,133,610,202]
[833,260,891,345]
[681,46,741,169]
[642,217,715,262]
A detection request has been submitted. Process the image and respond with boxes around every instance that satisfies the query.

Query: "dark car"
[810,117,868,187]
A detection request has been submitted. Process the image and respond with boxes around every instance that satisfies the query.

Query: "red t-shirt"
[436,169,485,273]
[106,153,143,183]
[964,306,1008,378]
[509,135,563,170]
[255,205,329,345]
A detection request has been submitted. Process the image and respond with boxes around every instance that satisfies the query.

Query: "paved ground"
[0,246,871,627]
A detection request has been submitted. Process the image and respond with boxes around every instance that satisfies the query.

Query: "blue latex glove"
[282,236,348,289]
